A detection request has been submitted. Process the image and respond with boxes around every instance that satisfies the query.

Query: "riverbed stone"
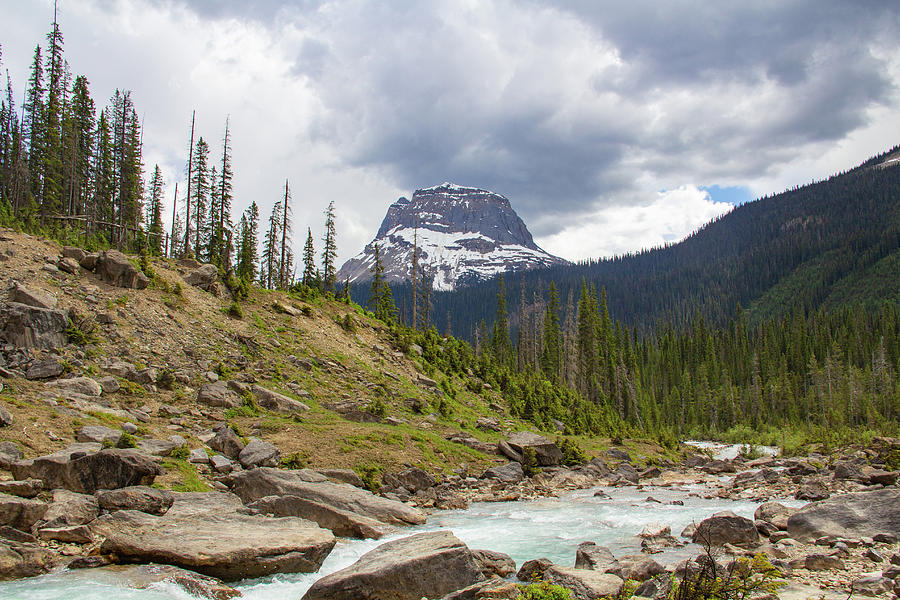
[517,558,553,581]
[472,549,516,578]
[851,576,893,596]
[302,531,482,600]
[544,566,625,600]
[231,467,426,526]
[0,479,42,498]
[787,488,900,543]
[605,554,665,582]
[693,511,760,547]
[247,495,394,539]
[574,542,616,571]
[37,489,99,529]
[754,502,797,531]
[92,491,335,581]
[0,495,48,531]
[482,462,525,483]
[80,564,241,600]
[12,447,162,494]
[96,486,174,515]
[0,538,58,580]
[505,432,563,466]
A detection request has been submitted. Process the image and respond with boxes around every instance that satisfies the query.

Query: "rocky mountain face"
[337,183,569,291]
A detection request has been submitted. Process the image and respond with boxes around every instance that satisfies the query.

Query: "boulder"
[575,542,616,570]
[210,455,234,473]
[0,539,57,580]
[252,385,309,413]
[692,511,760,547]
[605,448,631,461]
[302,531,482,600]
[832,461,865,481]
[394,467,436,492]
[0,405,11,428]
[605,554,665,582]
[475,417,501,432]
[138,438,179,457]
[505,431,563,466]
[61,246,87,263]
[442,576,519,600]
[238,438,281,469]
[76,425,123,445]
[96,486,174,515]
[0,495,48,531]
[0,441,23,468]
[633,575,672,600]
[184,264,218,291]
[472,549,516,578]
[754,502,797,531]
[868,470,899,486]
[803,554,844,570]
[37,489,99,529]
[8,283,57,309]
[787,488,900,543]
[25,357,64,380]
[94,250,149,289]
[197,382,242,409]
[79,564,241,600]
[12,447,163,494]
[615,463,639,484]
[702,459,736,474]
[482,462,525,483]
[45,376,103,397]
[79,252,99,270]
[0,479,42,498]
[497,440,524,463]
[57,257,80,274]
[543,566,625,600]
[208,425,245,460]
[247,495,394,539]
[231,467,427,526]
[517,558,553,581]
[37,525,93,544]
[0,302,68,350]
[92,492,335,582]
[851,576,893,597]
[795,480,830,501]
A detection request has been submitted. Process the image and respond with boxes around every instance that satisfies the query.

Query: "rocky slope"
[337,182,569,291]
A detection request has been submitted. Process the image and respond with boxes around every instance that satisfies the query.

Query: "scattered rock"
[238,438,280,469]
[0,302,68,350]
[605,554,665,582]
[851,576,893,597]
[795,480,830,501]
[184,264,219,292]
[0,495,49,531]
[803,554,844,570]
[0,405,12,428]
[692,512,760,547]
[37,525,93,544]
[99,376,120,394]
[96,486,174,515]
[197,382,242,409]
[57,257,80,274]
[754,502,797,531]
[543,566,625,600]
[94,250,149,289]
[210,455,234,473]
[574,542,616,571]
[394,467,436,493]
[208,425,245,460]
[37,489,99,529]
[8,283,57,309]
[314,468,365,488]
[505,431,563,466]
[482,462,525,483]
[517,558,553,581]
[61,246,87,263]
[302,531,481,600]
[472,549,516,578]
[0,479,42,498]
[46,376,103,397]
[252,385,310,413]
[0,538,58,580]
[80,564,241,600]
[76,425,123,445]
[25,357,64,380]
[0,441,23,468]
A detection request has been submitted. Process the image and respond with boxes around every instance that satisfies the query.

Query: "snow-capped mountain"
[337,182,569,291]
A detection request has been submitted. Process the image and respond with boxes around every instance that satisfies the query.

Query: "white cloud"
[538,186,732,261]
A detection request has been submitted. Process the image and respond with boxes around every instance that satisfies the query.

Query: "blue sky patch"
[701,185,755,206]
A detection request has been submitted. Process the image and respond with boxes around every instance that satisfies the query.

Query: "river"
[0,466,796,600]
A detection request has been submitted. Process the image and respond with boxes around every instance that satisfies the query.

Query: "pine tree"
[302,227,315,286]
[24,45,45,207]
[279,179,292,289]
[490,274,511,365]
[541,282,561,382]
[236,201,259,283]
[261,200,282,289]
[146,165,164,254]
[41,9,65,222]
[322,200,337,293]
[64,75,94,218]
[182,111,195,257]
[189,136,209,258]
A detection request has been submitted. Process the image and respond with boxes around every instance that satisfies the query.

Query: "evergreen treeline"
[396,148,900,339]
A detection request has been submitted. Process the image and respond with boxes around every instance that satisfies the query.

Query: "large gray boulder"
[482,462,525,483]
[0,441,23,468]
[208,425,245,459]
[472,549,516,578]
[604,554,665,582]
[505,431,563,466]
[197,382,242,409]
[94,250,149,289]
[184,264,218,291]
[36,489,99,529]
[8,283,57,309]
[76,425,123,445]
[0,537,58,580]
[0,302,68,350]
[252,385,309,413]
[247,495,394,539]
[692,511,760,547]
[92,492,335,581]
[755,501,798,531]
[231,467,426,526]
[302,531,482,600]
[543,566,625,600]
[76,564,241,600]
[787,488,900,543]
[238,438,280,469]
[574,542,616,570]
[393,467,436,493]
[0,405,12,428]
[12,447,163,494]
[0,495,48,531]
[45,376,103,397]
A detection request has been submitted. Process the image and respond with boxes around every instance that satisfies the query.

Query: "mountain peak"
[338,184,568,291]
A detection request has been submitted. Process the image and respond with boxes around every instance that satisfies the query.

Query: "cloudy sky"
[3,1,899,265]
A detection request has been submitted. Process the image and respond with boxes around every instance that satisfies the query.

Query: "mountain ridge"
[337,182,568,291]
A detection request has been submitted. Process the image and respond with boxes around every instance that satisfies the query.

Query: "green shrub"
[338,313,356,333]
[672,550,784,600]
[515,581,572,600]
[156,369,175,390]
[365,397,388,418]
[169,444,189,461]
[227,301,243,319]
[280,451,309,470]
[117,432,138,448]
[557,437,588,466]
[522,447,541,477]
[355,463,383,492]
[65,313,99,345]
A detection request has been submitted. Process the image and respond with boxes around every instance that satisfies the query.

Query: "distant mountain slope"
[407,145,900,337]
[337,183,568,291]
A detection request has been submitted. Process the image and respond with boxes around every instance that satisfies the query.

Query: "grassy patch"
[161,458,211,492]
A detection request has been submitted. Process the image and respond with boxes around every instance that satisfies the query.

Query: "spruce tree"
[146,165,164,254]
[236,201,259,283]
[189,136,209,258]
[302,227,315,286]
[490,274,511,365]
[279,180,292,289]
[322,200,337,293]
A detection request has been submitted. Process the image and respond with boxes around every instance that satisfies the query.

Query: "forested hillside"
[383,148,900,338]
